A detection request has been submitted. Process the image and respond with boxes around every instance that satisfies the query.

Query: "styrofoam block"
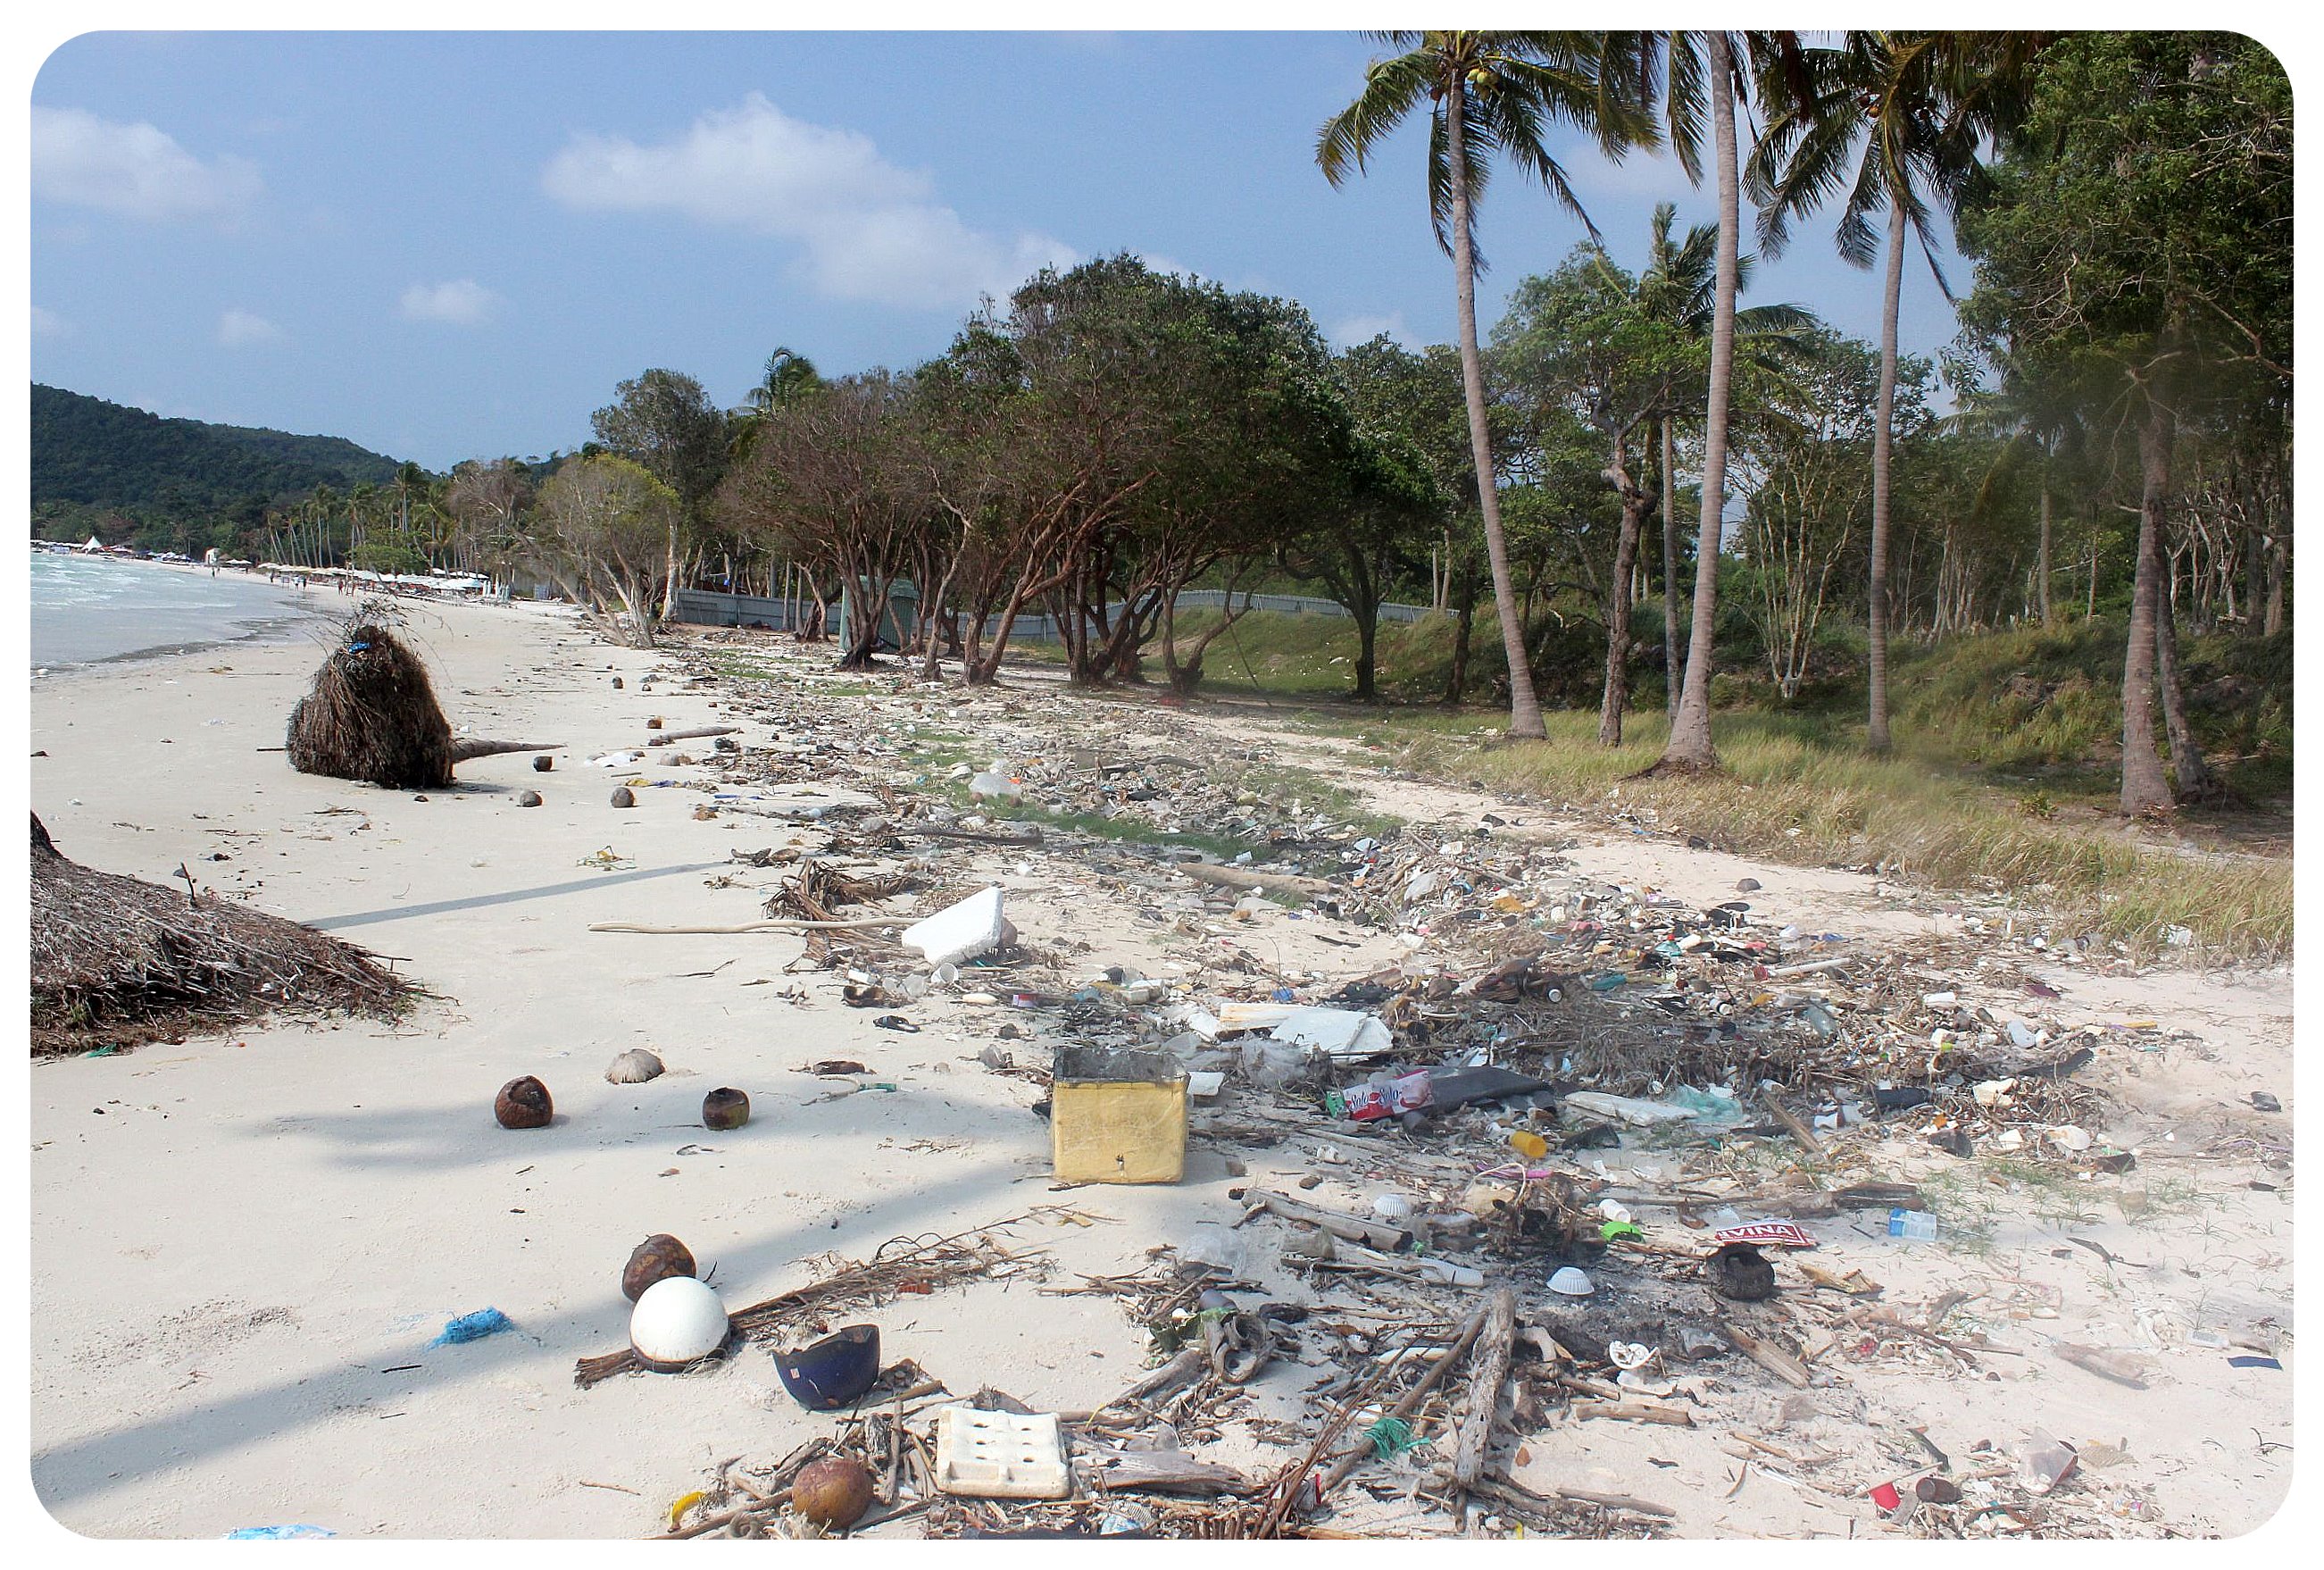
[933,1405,1070,1499]
[903,887,1007,968]
[1272,1006,1392,1060]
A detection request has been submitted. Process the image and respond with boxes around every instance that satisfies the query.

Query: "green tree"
[1623,29,1828,771]
[1628,202,1817,713]
[1319,29,1651,739]
[1494,246,1693,742]
[534,455,683,648]
[1955,32,2288,811]
[591,369,731,618]
[1749,30,2045,751]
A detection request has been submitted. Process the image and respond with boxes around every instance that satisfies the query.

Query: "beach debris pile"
[511,629,2263,1541]
[286,602,554,789]
[29,810,421,1055]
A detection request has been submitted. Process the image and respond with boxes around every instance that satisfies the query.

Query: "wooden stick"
[1243,1190,1414,1253]
[449,738,562,762]
[1175,863,1336,900]
[587,916,906,934]
[896,823,1044,845]
[1571,1400,1695,1426]
[648,725,742,744]
[1757,1086,1827,1159]
[1553,1486,1678,1518]
[1723,1323,1813,1389]
[1452,1288,1517,1492]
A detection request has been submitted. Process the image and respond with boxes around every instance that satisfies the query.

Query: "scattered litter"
[430,1307,513,1347]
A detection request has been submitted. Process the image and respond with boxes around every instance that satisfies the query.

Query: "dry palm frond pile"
[574,1219,1051,1388]
[286,605,455,789]
[30,813,421,1056]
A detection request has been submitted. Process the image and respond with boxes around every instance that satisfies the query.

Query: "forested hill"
[30,383,404,516]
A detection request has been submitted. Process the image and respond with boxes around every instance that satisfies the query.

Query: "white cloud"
[31,105,262,222]
[32,305,71,338]
[1329,312,1412,348]
[400,279,501,327]
[541,93,1077,310]
[217,308,285,347]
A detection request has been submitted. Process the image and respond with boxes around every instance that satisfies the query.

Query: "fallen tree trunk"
[448,738,561,762]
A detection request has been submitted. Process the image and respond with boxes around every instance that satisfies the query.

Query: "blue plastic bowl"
[774,1324,880,1410]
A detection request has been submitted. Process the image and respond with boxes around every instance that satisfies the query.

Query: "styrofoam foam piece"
[1187,1071,1224,1099]
[903,887,1007,968]
[1272,1006,1392,1060]
[932,1405,1070,1499]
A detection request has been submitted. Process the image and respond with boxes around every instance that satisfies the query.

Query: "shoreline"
[29,555,336,674]
[29,602,2295,1540]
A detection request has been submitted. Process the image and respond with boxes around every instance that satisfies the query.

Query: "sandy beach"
[29,597,2295,1541]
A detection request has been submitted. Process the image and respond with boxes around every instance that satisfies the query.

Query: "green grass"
[1318,705,2289,961]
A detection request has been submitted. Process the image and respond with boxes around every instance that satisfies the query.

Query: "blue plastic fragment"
[224,1525,335,1540]
[1272,987,1295,1002]
[430,1307,513,1346]
[2228,1355,2283,1370]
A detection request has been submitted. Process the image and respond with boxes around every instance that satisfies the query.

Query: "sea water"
[28,552,327,670]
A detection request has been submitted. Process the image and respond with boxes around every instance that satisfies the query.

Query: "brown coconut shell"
[495,1075,553,1129]
[702,1087,750,1131]
[791,1457,876,1531]
[622,1233,697,1302]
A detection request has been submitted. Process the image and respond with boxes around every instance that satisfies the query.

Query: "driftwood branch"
[1452,1288,1517,1490]
[1241,1190,1414,1254]
[1174,863,1336,900]
[448,738,561,762]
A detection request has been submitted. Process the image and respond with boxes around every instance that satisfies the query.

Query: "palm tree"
[1624,202,1816,714]
[1944,337,2087,624]
[1748,30,2044,750]
[1637,30,1778,771]
[729,347,824,459]
[1319,30,1652,739]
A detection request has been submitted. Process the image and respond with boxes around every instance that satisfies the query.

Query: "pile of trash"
[558,631,2246,1541]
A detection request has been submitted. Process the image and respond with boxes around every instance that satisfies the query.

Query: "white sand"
[29,598,2296,1540]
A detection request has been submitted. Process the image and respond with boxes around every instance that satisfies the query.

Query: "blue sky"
[30,30,1973,471]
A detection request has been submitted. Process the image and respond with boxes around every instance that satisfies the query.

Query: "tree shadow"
[32,1142,1051,1521]
[304,861,725,931]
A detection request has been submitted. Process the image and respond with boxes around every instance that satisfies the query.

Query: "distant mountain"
[30,383,406,518]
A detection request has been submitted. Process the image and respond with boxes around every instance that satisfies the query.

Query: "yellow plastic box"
[1051,1046,1188,1185]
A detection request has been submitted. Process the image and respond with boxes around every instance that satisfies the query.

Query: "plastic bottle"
[1887,1207,1939,1242]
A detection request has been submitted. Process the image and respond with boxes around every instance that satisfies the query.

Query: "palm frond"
[1316,47,1436,187]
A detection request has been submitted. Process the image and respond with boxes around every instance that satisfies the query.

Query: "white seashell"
[629,1276,729,1369]
[606,1048,665,1084]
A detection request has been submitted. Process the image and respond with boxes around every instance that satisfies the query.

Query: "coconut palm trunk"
[1660,35,1739,771]
[1866,198,1906,750]
[1661,416,1682,715]
[2120,397,2176,814]
[1445,89,1547,739]
[2037,477,2054,624]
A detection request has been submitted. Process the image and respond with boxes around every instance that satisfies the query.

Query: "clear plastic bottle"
[1887,1207,1939,1242]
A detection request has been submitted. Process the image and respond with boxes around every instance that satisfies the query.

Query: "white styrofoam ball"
[629,1276,729,1368]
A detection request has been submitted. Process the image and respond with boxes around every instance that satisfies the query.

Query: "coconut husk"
[29,812,422,1056]
[285,607,454,789]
